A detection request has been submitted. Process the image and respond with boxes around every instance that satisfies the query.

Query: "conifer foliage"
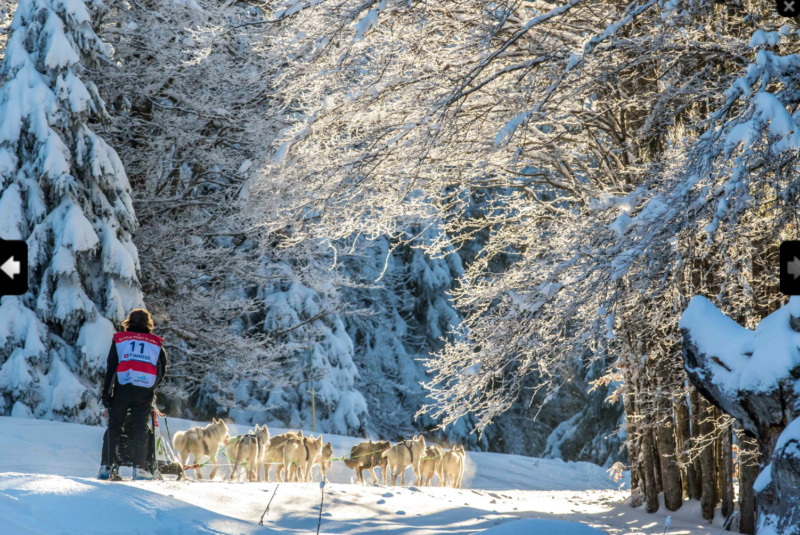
[0,0,142,422]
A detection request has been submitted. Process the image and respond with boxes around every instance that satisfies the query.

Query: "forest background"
[1,1,796,532]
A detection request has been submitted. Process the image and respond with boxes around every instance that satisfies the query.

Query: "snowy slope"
[0,417,727,534]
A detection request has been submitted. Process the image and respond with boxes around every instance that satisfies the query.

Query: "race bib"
[114,332,162,388]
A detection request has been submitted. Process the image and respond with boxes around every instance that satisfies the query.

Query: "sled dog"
[383,435,426,486]
[313,441,334,482]
[229,424,270,482]
[283,434,324,482]
[172,418,230,480]
[442,445,465,488]
[343,440,391,484]
[419,445,445,487]
[262,430,303,482]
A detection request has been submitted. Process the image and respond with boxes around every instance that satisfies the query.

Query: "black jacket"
[103,328,168,402]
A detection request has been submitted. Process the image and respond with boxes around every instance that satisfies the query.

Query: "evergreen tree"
[259,267,368,436]
[0,0,142,422]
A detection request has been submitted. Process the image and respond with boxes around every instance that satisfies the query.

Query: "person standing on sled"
[98,309,167,480]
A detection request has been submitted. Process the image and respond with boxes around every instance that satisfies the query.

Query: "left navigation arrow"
[0,239,28,296]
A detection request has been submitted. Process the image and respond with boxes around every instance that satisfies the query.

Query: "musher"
[97,309,168,480]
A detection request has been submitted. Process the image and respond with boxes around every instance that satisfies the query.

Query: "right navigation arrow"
[788,256,800,280]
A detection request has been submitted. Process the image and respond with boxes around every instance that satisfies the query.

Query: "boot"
[108,465,122,481]
[133,465,155,480]
[97,465,112,480]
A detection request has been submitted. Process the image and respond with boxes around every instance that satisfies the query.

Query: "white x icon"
[786,1,796,13]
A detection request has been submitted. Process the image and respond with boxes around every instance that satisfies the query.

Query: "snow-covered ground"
[0,416,728,534]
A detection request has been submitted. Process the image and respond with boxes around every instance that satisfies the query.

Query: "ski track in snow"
[0,416,728,534]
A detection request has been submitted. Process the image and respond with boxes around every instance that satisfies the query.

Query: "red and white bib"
[114,332,162,389]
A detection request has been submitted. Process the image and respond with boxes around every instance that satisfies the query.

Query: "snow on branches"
[0,0,142,422]
[243,0,799,453]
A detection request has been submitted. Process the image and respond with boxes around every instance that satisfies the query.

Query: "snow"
[57,201,100,252]
[755,416,800,494]
[0,416,727,534]
[0,184,25,240]
[76,315,115,371]
[495,111,531,147]
[274,140,292,164]
[608,212,631,237]
[42,14,81,69]
[679,295,800,395]
[481,518,604,534]
[749,30,780,49]
[353,8,379,40]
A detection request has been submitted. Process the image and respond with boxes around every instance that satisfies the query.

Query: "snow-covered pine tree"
[336,223,485,448]
[0,0,142,422]
[214,258,368,436]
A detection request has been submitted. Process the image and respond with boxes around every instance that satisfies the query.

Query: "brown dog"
[261,430,302,482]
[343,440,391,484]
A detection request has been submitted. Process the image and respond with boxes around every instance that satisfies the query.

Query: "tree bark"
[641,425,659,513]
[677,393,699,499]
[690,387,704,500]
[715,409,723,506]
[720,421,734,529]
[737,434,758,535]
[698,397,716,522]
[652,432,663,494]
[622,366,642,502]
[656,395,683,511]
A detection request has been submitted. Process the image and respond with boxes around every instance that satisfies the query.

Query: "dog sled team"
[98,309,466,486]
[173,420,466,488]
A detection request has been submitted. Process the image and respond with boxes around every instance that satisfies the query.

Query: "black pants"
[101,394,152,467]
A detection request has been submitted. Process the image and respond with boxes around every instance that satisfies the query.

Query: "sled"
[109,402,185,481]
[151,407,185,480]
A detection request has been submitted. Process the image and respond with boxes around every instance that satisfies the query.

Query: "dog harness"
[114,332,162,388]
[403,441,415,465]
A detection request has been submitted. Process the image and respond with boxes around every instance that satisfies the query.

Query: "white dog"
[229,424,270,482]
[283,434,324,482]
[382,435,426,486]
[173,418,230,480]
[442,445,465,488]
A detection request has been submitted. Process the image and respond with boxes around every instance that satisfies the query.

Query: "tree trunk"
[622,367,642,502]
[652,432,663,494]
[677,393,699,499]
[683,297,800,533]
[738,434,759,535]
[698,397,716,522]
[641,425,659,513]
[715,410,722,506]
[656,396,683,511]
[720,421,734,529]
[690,388,704,500]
